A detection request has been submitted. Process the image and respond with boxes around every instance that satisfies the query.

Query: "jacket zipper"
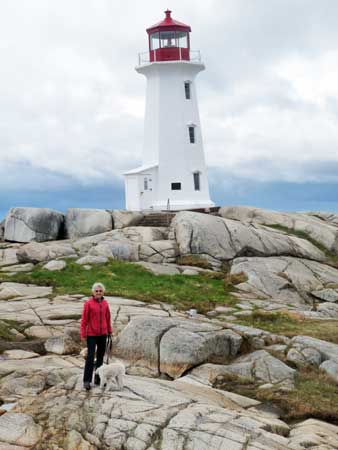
[99,301,102,335]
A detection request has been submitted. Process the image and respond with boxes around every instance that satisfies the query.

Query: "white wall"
[128,60,214,211]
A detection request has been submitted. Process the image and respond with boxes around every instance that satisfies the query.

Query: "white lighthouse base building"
[124,10,214,212]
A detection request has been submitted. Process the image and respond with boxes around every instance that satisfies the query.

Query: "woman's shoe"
[84,382,91,391]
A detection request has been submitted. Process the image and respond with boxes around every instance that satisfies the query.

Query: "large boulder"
[111,210,144,229]
[44,328,80,355]
[172,211,325,269]
[89,240,139,261]
[17,242,50,263]
[219,205,338,255]
[160,327,242,378]
[113,317,242,378]
[139,240,178,263]
[189,349,296,388]
[4,207,64,243]
[66,208,112,239]
[231,256,338,305]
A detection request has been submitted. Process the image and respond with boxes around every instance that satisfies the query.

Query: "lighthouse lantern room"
[124,10,214,211]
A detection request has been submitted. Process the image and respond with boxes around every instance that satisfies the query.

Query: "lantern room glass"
[150,33,160,50]
[160,31,176,48]
[176,31,188,48]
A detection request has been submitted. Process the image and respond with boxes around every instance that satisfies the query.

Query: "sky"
[1,0,338,220]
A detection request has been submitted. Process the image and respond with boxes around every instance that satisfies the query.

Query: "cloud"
[0,0,338,210]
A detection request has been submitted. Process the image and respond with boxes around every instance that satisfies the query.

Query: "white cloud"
[1,0,338,195]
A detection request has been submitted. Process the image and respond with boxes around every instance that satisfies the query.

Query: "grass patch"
[224,271,247,286]
[265,223,338,267]
[0,319,31,341]
[176,255,211,270]
[0,259,237,313]
[215,367,338,425]
[236,310,338,344]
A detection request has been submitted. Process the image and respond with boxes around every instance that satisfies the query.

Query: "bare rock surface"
[1,282,338,448]
[111,210,144,229]
[42,259,66,271]
[0,368,336,449]
[188,349,296,389]
[0,247,19,267]
[289,418,338,449]
[4,207,64,243]
[3,350,39,360]
[114,317,243,378]
[219,205,338,254]
[66,208,113,239]
[173,211,325,269]
[16,242,50,264]
[0,263,34,273]
[0,412,42,447]
[0,282,52,300]
[231,256,338,306]
[311,288,338,303]
[75,255,108,265]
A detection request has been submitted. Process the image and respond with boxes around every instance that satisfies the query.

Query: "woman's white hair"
[92,282,106,293]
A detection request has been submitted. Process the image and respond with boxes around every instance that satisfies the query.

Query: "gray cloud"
[0,0,338,200]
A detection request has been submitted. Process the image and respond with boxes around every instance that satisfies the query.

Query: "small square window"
[184,82,191,99]
[171,182,181,190]
[189,126,195,143]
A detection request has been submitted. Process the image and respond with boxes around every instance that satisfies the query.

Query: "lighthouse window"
[160,31,176,48]
[193,172,201,191]
[188,126,195,143]
[171,182,181,190]
[184,82,191,99]
[144,177,148,190]
[150,33,160,50]
[177,31,188,48]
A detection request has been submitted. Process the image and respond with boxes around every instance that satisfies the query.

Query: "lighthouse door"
[140,174,153,210]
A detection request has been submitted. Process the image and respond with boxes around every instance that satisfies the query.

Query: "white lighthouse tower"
[124,10,214,211]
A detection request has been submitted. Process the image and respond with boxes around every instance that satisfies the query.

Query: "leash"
[105,334,112,364]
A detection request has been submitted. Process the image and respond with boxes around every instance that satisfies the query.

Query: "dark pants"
[83,335,107,383]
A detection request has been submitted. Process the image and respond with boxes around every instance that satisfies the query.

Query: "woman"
[80,282,112,390]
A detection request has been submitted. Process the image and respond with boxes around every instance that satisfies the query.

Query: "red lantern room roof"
[146,9,191,34]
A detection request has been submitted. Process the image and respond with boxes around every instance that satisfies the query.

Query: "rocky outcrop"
[111,210,144,229]
[0,413,42,447]
[66,208,113,239]
[1,365,337,449]
[287,336,338,382]
[172,211,325,269]
[17,242,50,264]
[4,207,64,243]
[113,317,242,378]
[1,282,338,449]
[219,205,338,255]
[188,349,296,389]
[230,256,338,305]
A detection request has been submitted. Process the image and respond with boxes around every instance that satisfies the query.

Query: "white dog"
[95,361,125,392]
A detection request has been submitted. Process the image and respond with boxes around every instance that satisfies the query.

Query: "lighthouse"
[124,10,214,211]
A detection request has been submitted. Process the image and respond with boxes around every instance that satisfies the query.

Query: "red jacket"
[80,297,112,339]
